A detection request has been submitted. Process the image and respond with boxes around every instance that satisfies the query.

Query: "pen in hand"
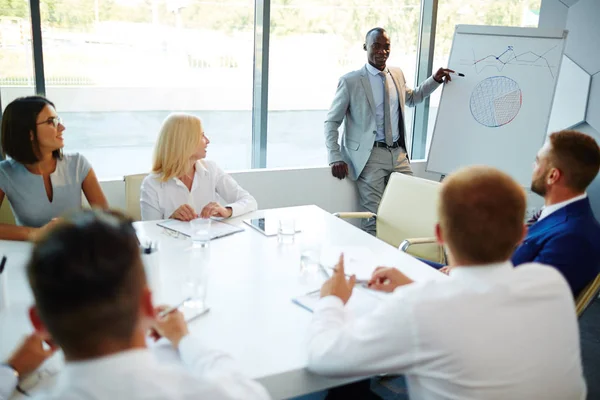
[328,266,369,284]
[158,297,191,318]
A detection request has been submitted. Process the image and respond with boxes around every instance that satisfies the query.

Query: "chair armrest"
[398,237,438,252]
[333,212,376,219]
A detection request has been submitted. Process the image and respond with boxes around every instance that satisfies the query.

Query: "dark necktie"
[526,209,543,227]
[378,71,393,146]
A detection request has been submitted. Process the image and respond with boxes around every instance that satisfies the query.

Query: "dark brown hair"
[1,96,62,163]
[27,210,144,356]
[548,130,600,192]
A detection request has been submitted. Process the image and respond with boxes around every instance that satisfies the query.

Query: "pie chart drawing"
[470,76,522,128]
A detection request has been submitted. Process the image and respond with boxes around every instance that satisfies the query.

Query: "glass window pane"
[40,0,254,179]
[267,0,422,168]
[421,0,542,159]
[0,3,35,114]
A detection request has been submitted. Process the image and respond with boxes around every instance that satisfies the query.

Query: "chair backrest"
[376,172,441,261]
[0,198,16,225]
[575,273,600,317]
[124,173,147,221]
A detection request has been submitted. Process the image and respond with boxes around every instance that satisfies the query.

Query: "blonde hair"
[439,166,526,264]
[151,113,204,182]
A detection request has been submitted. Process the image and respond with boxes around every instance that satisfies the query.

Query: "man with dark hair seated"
[431,129,600,297]
[25,210,269,400]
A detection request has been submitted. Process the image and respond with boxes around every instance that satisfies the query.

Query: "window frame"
[3,0,477,170]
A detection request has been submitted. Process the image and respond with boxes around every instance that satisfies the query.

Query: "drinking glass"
[278,219,296,244]
[190,218,211,248]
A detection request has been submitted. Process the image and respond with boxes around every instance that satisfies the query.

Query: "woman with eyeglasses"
[140,113,257,221]
[0,96,108,241]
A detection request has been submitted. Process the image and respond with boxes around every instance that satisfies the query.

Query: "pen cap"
[140,244,161,296]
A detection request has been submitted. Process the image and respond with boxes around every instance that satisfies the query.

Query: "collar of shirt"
[171,160,209,191]
[56,348,155,388]
[539,193,587,221]
[366,63,387,76]
[448,261,514,283]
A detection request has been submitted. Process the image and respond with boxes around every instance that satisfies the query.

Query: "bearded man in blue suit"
[431,130,600,297]
[512,130,600,296]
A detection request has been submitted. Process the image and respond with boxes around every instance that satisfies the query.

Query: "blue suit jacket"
[512,198,600,297]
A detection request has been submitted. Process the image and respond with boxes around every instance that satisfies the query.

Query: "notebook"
[292,286,386,316]
[157,219,244,240]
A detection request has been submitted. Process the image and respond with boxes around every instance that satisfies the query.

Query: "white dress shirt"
[365,63,401,143]
[32,335,270,400]
[140,160,257,221]
[538,193,588,221]
[307,262,586,400]
[0,365,17,400]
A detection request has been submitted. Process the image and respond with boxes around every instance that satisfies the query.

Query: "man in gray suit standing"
[325,27,453,235]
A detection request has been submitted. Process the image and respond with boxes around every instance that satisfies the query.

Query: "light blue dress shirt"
[365,63,401,143]
[0,153,91,227]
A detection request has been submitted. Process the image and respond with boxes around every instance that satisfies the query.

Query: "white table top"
[0,205,443,399]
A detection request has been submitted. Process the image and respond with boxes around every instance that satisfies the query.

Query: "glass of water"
[183,246,210,315]
[299,243,328,287]
[190,218,211,248]
[278,219,296,244]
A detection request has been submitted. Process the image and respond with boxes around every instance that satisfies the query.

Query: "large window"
[418,0,541,160]
[39,0,254,178]
[0,2,35,116]
[267,0,422,168]
[2,0,546,174]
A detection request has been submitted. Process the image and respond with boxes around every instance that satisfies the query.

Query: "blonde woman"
[140,114,257,221]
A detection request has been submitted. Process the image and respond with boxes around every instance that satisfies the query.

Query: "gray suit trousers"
[356,146,412,235]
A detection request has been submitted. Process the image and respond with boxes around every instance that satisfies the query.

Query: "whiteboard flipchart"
[426,25,567,186]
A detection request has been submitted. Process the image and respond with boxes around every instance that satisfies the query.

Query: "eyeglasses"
[36,116,62,128]
[162,227,186,240]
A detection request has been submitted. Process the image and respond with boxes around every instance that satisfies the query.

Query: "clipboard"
[157,219,244,240]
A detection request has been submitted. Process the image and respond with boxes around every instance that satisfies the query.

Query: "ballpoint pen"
[158,297,191,318]
[0,255,6,274]
[328,266,369,284]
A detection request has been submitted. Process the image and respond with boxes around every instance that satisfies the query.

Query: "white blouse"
[140,160,257,221]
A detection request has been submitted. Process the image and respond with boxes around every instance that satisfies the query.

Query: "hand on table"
[199,202,232,218]
[30,218,62,242]
[320,254,356,304]
[149,305,189,348]
[6,332,57,377]
[170,205,198,221]
[368,267,414,293]
[330,162,348,180]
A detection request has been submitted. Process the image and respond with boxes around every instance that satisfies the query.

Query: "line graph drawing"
[462,45,559,77]
[470,76,522,128]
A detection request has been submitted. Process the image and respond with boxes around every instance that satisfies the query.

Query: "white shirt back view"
[307,262,586,400]
[32,335,270,400]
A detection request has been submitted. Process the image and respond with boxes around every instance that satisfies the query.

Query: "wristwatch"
[0,362,19,379]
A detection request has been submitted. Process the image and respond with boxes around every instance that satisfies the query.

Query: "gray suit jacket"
[324,65,441,181]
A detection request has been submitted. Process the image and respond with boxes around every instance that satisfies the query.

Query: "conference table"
[0,205,444,399]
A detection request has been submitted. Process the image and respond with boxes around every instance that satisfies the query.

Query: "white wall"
[539,0,569,29]
[539,0,600,220]
[101,166,360,215]
[101,160,545,221]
